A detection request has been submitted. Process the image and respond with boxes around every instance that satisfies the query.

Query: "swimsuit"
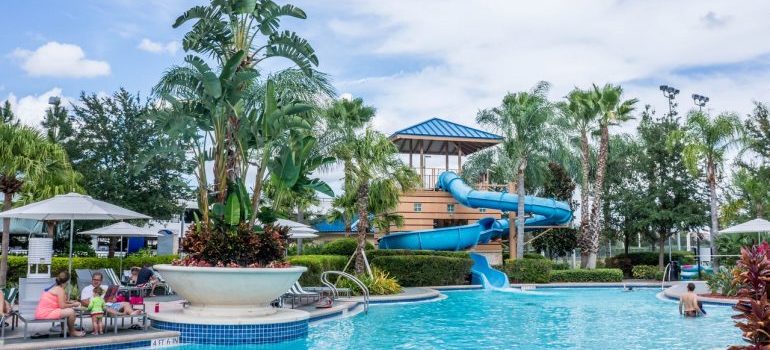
[34,290,62,320]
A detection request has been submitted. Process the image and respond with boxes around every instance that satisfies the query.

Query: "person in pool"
[679,282,704,317]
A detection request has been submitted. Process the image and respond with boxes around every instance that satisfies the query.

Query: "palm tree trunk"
[0,192,11,287]
[108,237,117,258]
[707,159,719,266]
[354,182,370,274]
[587,125,610,269]
[516,159,527,259]
[249,149,272,226]
[46,221,57,238]
[578,132,593,267]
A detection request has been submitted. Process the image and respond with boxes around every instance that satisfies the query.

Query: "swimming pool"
[159,288,741,349]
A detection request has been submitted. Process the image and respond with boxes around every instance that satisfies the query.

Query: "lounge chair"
[281,282,321,308]
[2,287,18,331]
[11,278,69,339]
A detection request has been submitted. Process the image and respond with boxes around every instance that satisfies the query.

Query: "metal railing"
[661,262,672,290]
[320,271,369,313]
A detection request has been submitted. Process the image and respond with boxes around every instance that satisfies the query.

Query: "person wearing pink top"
[34,271,85,337]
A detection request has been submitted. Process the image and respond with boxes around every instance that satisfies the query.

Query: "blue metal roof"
[391,118,502,140]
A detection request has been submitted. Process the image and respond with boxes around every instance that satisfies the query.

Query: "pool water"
[162,288,742,350]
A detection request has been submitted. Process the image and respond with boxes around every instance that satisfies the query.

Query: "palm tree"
[373,213,405,236]
[340,129,419,274]
[557,88,599,263]
[584,84,637,268]
[477,81,564,259]
[674,110,743,259]
[0,124,80,286]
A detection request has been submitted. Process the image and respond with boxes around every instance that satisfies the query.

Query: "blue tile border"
[53,340,151,350]
[152,319,308,345]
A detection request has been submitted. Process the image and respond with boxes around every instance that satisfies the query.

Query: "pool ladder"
[321,271,369,314]
[661,263,672,290]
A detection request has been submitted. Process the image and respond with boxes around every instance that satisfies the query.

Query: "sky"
[2,0,770,197]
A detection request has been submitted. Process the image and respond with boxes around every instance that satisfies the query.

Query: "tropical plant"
[557,88,599,256]
[336,267,402,296]
[671,110,743,265]
[337,129,419,274]
[583,84,637,268]
[0,101,18,126]
[154,0,333,267]
[476,81,566,259]
[730,243,770,349]
[373,212,404,236]
[323,98,377,236]
[0,124,80,286]
[706,268,738,296]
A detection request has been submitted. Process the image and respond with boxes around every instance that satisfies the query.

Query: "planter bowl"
[154,264,307,317]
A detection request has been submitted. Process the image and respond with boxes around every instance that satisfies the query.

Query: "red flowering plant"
[729,243,770,349]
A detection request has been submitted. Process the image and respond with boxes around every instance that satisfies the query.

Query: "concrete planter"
[154,264,307,317]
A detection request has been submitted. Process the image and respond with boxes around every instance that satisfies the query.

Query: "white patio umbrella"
[719,218,770,243]
[0,193,151,276]
[79,222,160,273]
[287,226,318,254]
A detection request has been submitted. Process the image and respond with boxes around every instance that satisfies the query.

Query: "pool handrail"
[661,262,671,290]
[321,271,369,313]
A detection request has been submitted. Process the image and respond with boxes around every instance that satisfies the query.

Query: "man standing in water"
[679,283,704,317]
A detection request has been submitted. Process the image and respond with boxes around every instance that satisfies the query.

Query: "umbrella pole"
[298,238,303,255]
[120,236,123,276]
[68,219,74,293]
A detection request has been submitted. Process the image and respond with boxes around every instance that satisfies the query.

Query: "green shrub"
[606,251,695,276]
[320,238,373,256]
[503,258,552,283]
[287,242,324,255]
[552,262,570,270]
[706,269,738,296]
[337,267,402,296]
[366,249,469,259]
[523,253,546,260]
[549,268,623,282]
[371,255,472,287]
[287,255,348,286]
[6,255,177,285]
[631,265,660,280]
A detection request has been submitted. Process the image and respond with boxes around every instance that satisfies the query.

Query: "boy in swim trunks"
[679,282,704,317]
[88,286,106,334]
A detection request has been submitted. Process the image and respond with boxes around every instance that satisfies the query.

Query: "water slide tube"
[378,171,573,288]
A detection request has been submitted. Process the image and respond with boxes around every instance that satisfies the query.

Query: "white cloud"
[319,0,770,134]
[137,38,180,55]
[3,88,70,127]
[11,42,110,78]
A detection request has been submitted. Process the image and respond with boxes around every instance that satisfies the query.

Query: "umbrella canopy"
[273,218,311,229]
[78,222,161,238]
[719,218,770,234]
[0,193,151,220]
[0,192,150,278]
[289,232,319,239]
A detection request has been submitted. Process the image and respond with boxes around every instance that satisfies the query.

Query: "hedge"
[606,251,695,277]
[523,253,546,260]
[631,265,660,280]
[549,268,623,282]
[371,255,473,287]
[6,255,178,285]
[552,262,570,270]
[366,249,470,259]
[287,255,348,286]
[320,238,374,256]
[504,258,551,283]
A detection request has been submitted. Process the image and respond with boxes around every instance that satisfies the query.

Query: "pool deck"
[0,328,179,350]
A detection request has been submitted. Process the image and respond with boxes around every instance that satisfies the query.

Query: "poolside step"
[521,284,536,291]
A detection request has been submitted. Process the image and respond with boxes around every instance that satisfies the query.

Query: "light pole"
[692,94,709,111]
[659,85,679,118]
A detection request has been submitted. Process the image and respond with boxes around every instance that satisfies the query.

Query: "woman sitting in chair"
[34,271,85,337]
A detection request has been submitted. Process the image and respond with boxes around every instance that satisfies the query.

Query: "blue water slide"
[470,252,508,288]
[378,171,573,288]
[437,172,573,227]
